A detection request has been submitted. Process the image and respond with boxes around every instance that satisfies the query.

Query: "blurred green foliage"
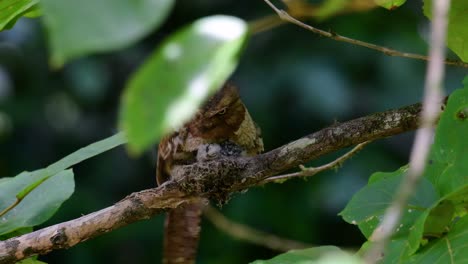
[0,1,467,263]
[0,132,125,238]
[0,0,39,31]
[423,0,468,62]
[120,15,248,154]
[376,0,407,10]
[251,246,361,264]
[40,0,174,66]
[341,84,468,262]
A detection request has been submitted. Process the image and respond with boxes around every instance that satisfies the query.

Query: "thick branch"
[0,102,423,263]
[0,184,190,264]
[173,103,422,197]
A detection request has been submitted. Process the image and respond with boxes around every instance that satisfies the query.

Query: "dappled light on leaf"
[120,15,248,154]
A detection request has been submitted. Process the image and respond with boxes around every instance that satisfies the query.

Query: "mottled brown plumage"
[156,83,263,264]
[156,83,263,185]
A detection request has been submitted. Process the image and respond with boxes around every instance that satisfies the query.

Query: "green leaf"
[407,215,468,263]
[344,81,468,263]
[315,0,348,19]
[0,170,74,236]
[0,0,39,31]
[376,185,468,262]
[39,0,175,66]
[0,132,126,236]
[425,86,468,196]
[375,0,407,10]
[357,239,409,264]
[251,246,363,264]
[423,201,455,237]
[17,257,47,264]
[423,1,468,62]
[120,15,248,154]
[44,132,126,175]
[351,190,463,263]
[403,82,468,255]
[340,167,438,239]
[23,5,42,18]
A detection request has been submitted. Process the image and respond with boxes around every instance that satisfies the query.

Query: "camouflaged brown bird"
[156,83,263,264]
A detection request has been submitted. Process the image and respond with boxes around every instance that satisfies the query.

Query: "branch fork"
[0,102,425,263]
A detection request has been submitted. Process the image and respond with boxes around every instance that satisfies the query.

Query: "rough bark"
[0,183,191,264]
[0,102,424,263]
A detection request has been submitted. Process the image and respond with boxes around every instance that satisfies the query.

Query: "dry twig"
[262,0,468,68]
[261,141,370,185]
[204,205,312,251]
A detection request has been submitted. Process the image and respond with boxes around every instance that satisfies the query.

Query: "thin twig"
[260,141,370,185]
[262,0,468,68]
[364,0,451,263]
[204,205,312,251]
[249,14,286,35]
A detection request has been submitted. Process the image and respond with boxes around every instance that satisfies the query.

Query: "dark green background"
[0,1,465,263]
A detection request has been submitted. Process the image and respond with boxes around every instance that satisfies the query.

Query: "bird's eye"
[217,108,227,115]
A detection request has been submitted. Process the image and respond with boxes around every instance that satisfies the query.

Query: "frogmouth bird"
[156,83,263,264]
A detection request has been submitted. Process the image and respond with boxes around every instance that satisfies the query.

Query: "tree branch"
[203,205,312,251]
[261,0,468,69]
[0,184,191,264]
[260,141,370,184]
[0,102,425,263]
[172,103,422,198]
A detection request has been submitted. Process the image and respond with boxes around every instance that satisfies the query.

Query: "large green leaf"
[251,246,362,264]
[357,239,413,264]
[423,1,468,62]
[0,0,39,31]
[404,81,468,257]
[407,215,468,263]
[120,15,248,154]
[340,167,438,239]
[44,132,126,174]
[0,132,126,236]
[0,170,74,235]
[39,0,174,66]
[343,80,468,263]
[425,86,468,196]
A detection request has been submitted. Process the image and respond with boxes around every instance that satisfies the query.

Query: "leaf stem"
[0,199,20,218]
